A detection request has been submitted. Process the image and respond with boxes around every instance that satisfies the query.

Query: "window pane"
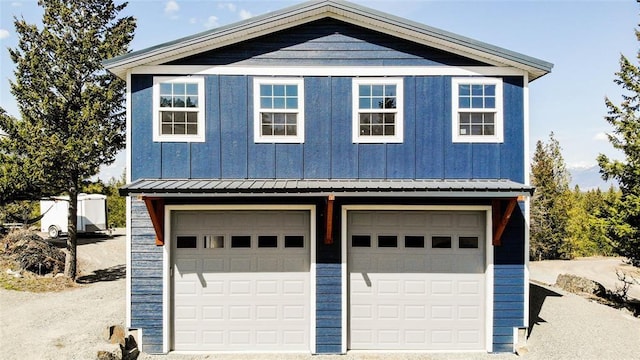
[185,96,198,108]
[372,113,383,124]
[405,236,424,248]
[471,124,483,135]
[160,83,172,95]
[360,125,370,136]
[260,84,272,96]
[273,97,285,109]
[285,235,304,248]
[432,236,451,248]
[173,83,186,95]
[286,97,298,109]
[372,85,383,96]
[177,236,197,249]
[231,236,251,248]
[484,85,495,96]
[160,96,172,107]
[372,125,383,135]
[261,113,273,124]
[174,123,186,134]
[260,97,272,109]
[459,84,470,96]
[378,235,397,248]
[459,236,479,249]
[262,125,272,136]
[471,113,484,123]
[484,124,495,135]
[384,97,396,109]
[286,125,297,136]
[484,97,495,108]
[384,125,395,136]
[274,113,285,124]
[162,124,173,135]
[384,85,396,97]
[186,112,197,123]
[372,97,384,109]
[459,97,470,108]
[285,85,297,96]
[273,85,285,96]
[186,124,198,135]
[274,124,285,135]
[285,114,297,124]
[359,98,371,109]
[384,114,395,124]
[359,84,371,96]
[360,114,371,125]
[258,235,278,248]
[204,235,224,249]
[174,97,186,108]
[471,97,484,108]
[186,83,199,95]
[471,84,483,96]
[352,235,371,247]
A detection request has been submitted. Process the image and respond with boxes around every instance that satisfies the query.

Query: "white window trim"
[152,76,205,143]
[452,77,504,143]
[253,77,305,144]
[352,78,404,143]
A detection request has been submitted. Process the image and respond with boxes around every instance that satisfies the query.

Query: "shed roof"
[119,178,533,198]
[104,0,552,80]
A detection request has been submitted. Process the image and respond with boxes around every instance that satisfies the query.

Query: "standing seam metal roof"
[119,178,533,197]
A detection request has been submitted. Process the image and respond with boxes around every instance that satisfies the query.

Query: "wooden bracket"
[142,196,165,246]
[324,194,335,245]
[492,198,518,246]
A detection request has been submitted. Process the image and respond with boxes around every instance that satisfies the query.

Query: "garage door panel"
[172,210,310,352]
[348,210,486,351]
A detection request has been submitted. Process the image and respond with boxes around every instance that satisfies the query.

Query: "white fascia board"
[130,65,526,78]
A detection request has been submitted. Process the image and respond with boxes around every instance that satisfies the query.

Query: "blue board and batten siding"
[493,203,527,352]
[130,75,524,182]
[130,200,164,354]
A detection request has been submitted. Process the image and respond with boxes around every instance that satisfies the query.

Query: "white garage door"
[172,210,311,352]
[348,210,486,351]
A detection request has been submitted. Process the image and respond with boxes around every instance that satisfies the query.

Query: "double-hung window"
[452,77,503,143]
[253,78,304,143]
[352,78,403,143]
[153,76,205,142]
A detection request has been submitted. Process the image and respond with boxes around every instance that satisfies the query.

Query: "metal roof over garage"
[120,178,533,198]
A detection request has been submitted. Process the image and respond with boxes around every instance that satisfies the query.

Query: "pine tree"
[530,133,572,260]
[597,7,640,266]
[0,0,136,278]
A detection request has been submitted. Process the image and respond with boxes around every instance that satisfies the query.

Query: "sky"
[0,0,638,183]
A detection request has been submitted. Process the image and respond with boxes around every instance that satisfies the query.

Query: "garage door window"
[352,235,371,247]
[404,235,424,248]
[459,236,479,249]
[176,235,197,248]
[432,236,452,248]
[285,235,305,248]
[204,235,225,249]
[258,235,278,248]
[378,235,398,248]
[231,235,251,248]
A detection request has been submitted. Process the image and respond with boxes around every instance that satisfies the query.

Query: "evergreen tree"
[597,8,640,266]
[0,0,136,278]
[530,133,572,260]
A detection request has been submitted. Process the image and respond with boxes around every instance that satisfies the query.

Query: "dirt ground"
[529,257,640,300]
[0,230,126,360]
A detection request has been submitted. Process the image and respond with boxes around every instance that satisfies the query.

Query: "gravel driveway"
[1,235,639,360]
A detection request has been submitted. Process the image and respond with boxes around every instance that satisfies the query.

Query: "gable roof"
[104,0,552,80]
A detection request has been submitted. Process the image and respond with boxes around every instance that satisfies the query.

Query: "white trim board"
[340,204,494,353]
[161,204,317,354]
[130,65,526,78]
